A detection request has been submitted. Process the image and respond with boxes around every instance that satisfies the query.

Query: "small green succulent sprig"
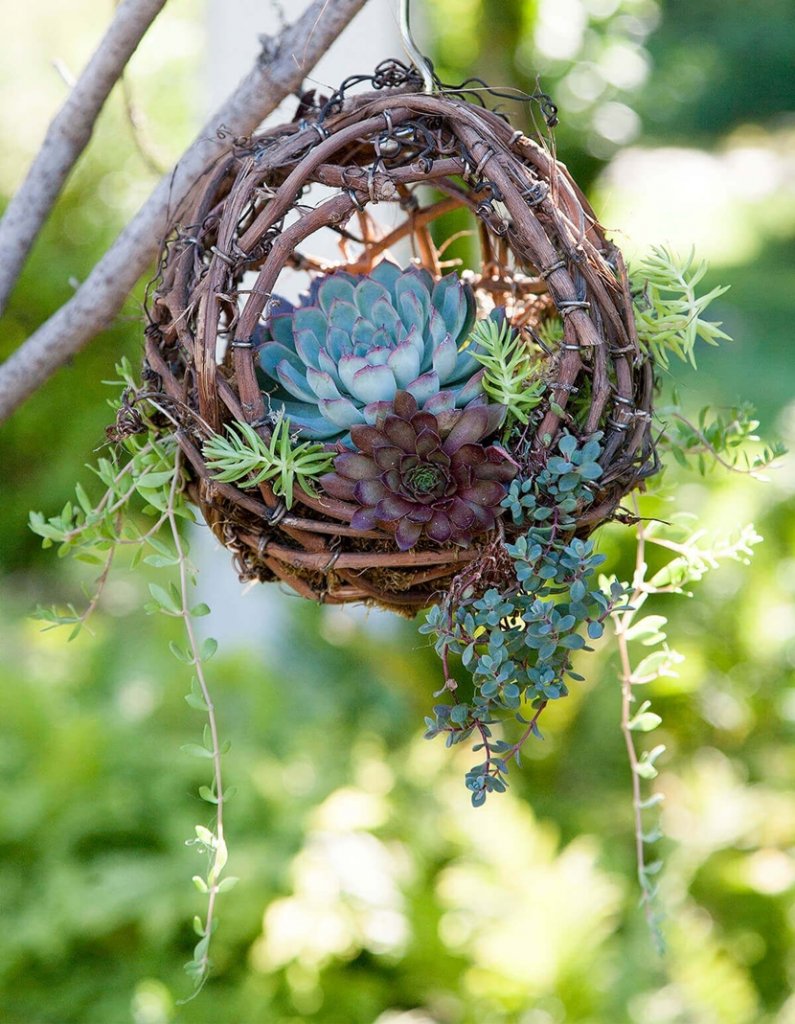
[532,245,731,375]
[631,244,731,369]
[534,315,564,350]
[202,413,335,508]
[421,432,624,805]
[468,316,545,426]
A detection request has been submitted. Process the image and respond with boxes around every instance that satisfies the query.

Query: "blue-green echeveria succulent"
[255,261,487,441]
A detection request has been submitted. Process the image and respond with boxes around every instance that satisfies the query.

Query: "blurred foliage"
[637,0,795,142]
[2,1,795,1022]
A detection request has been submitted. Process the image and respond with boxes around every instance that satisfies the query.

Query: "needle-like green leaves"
[202,413,335,509]
[631,244,731,368]
[468,317,545,425]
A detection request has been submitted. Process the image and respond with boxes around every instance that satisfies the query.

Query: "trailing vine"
[608,503,762,951]
[29,361,236,996]
[415,247,783,946]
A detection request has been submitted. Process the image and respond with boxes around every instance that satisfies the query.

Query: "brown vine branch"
[0,0,371,424]
[0,0,169,316]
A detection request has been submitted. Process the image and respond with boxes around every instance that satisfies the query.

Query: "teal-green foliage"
[421,433,618,803]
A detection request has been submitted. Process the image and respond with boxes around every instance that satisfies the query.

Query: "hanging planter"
[31,47,770,984]
[141,60,655,614]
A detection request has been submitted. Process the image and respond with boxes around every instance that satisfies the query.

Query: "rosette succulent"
[256,261,488,441]
[319,391,517,550]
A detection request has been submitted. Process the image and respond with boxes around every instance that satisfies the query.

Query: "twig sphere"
[142,66,655,612]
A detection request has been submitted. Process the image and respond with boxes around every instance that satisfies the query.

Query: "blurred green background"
[1,1,794,1022]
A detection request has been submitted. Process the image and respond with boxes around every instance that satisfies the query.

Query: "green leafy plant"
[202,413,335,508]
[533,245,731,372]
[631,244,731,368]
[607,508,762,950]
[29,359,235,997]
[534,315,565,350]
[468,315,545,425]
[658,397,787,477]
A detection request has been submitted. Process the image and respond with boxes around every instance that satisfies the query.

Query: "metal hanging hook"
[399,0,435,94]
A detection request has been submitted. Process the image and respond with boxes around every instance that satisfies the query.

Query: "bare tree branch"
[0,0,371,424]
[0,0,169,315]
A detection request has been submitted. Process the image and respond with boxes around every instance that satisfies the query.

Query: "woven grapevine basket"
[141,63,655,613]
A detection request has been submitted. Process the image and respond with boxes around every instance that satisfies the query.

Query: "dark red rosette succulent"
[319,391,518,551]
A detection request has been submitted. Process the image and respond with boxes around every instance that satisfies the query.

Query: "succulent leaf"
[350,363,397,404]
[338,354,367,393]
[355,279,391,316]
[294,329,323,369]
[454,368,488,406]
[269,314,296,348]
[432,334,459,382]
[325,326,352,362]
[275,359,316,403]
[363,400,392,425]
[388,340,422,388]
[258,342,304,379]
[317,348,342,383]
[396,273,431,327]
[318,397,366,429]
[327,299,358,335]
[405,370,440,405]
[317,275,355,312]
[351,317,375,350]
[369,259,402,290]
[305,367,341,401]
[293,306,327,343]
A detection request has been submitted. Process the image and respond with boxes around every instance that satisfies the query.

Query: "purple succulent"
[319,391,518,551]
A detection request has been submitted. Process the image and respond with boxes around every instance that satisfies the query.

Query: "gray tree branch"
[0,0,371,423]
[0,0,169,316]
